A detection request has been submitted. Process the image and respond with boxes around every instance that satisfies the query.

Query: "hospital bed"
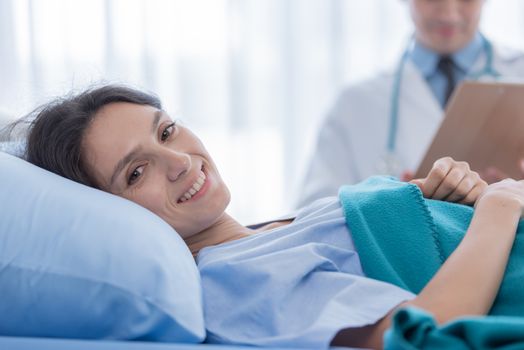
[5,142,522,349]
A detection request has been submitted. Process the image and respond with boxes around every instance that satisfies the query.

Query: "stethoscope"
[376,35,500,176]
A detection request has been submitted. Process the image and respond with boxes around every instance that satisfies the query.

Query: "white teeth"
[178,170,207,203]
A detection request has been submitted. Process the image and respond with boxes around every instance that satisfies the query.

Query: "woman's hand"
[410,157,487,205]
[474,178,524,217]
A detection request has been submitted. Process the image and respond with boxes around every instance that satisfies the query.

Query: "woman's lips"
[177,166,209,203]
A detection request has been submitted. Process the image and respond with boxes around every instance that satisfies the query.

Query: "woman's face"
[408,0,484,55]
[82,102,231,239]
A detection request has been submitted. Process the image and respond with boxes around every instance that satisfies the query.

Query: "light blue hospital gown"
[197,197,415,348]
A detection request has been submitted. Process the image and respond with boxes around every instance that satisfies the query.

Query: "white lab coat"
[297,43,524,208]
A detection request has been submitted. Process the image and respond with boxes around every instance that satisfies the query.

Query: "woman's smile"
[178,165,209,204]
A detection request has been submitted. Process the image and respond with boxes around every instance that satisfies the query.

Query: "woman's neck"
[185,213,253,257]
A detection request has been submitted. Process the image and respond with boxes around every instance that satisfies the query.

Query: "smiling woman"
[16,84,524,349]
[82,102,231,240]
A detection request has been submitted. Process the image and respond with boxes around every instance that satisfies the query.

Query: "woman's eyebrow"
[150,110,163,133]
[109,110,163,187]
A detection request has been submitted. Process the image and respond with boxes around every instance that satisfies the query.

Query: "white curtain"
[1,0,523,223]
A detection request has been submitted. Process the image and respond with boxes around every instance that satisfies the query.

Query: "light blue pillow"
[0,140,26,158]
[0,152,205,342]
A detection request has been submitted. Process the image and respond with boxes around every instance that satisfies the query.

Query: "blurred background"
[0,0,523,224]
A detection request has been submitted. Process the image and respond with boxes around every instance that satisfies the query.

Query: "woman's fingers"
[415,157,487,205]
[444,174,474,202]
[432,166,468,200]
[447,172,485,203]
[420,157,455,198]
[459,182,487,205]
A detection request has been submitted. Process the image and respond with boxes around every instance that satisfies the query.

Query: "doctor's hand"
[479,159,524,184]
[410,157,487,205]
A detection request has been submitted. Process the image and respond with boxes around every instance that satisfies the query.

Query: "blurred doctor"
[297,0,524,208]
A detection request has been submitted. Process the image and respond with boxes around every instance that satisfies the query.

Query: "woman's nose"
[163,149,191,182]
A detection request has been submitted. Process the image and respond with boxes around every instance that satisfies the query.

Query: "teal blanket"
[339,176,524,349]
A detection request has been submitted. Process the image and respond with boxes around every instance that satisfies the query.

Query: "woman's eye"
[128,165,144,185]
[161,122,176,142]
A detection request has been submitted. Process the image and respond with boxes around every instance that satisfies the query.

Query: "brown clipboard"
[415,81,524,179]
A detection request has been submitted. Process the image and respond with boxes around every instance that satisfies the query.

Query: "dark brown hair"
[22,84,162,188]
